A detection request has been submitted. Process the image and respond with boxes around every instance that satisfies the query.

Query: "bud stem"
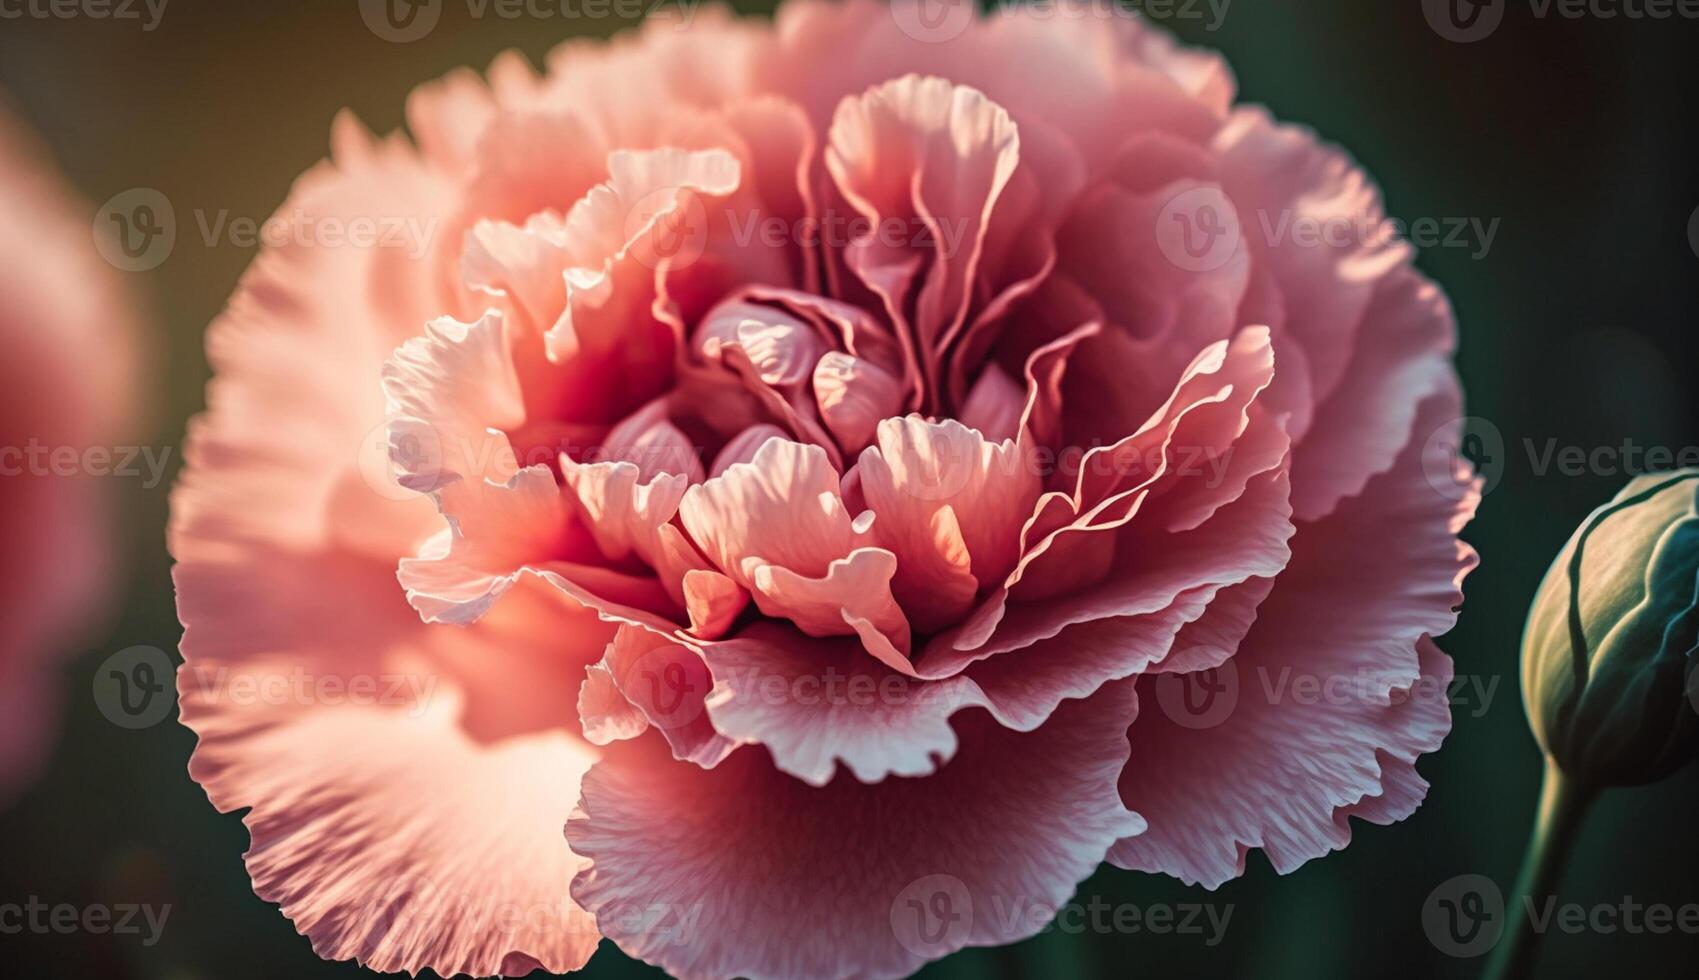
[1483,759,1596,980]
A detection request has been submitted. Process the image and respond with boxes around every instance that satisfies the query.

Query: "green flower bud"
[1520,469,1699,787]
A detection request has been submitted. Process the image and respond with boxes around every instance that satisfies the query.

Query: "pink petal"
[813,351,904,454]
[398,466,569,625]
[593,625,737,768]
[933,465,1294,677]
[709,423,789,477]
[559,457,690,569]
[751,546,911,654]
[383,311,525,493]
[826,75,1021,403]
[568,680,1143,980]
[175,551,605,976]
[924,327,1289,669]
[957,363,1024,444]
[1109,392,1478,886]
[1286,265,1458,521]
[462,215,572,334]
[578,662,650,746]
[698,622,988,784]
[959,588,1214,730]
[858,416,1040,608]
[599,399,706,484]
[679,437,867,585]
[1216,108,1411,409]
[718,97,821,290]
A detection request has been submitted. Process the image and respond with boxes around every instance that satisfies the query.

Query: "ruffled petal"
[826,74,1021,404]
[568,679,1143,980]
[175,550,606,976]
[699,623,987,784]
[1109,392,1478,886]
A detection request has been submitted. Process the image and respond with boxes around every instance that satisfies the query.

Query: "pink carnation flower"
[0,107,139,805]
[171,3,1478,976]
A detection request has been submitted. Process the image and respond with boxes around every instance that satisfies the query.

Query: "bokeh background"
[2,0,1697,977]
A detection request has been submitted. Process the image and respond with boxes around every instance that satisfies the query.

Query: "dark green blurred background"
[2,1,1697,977]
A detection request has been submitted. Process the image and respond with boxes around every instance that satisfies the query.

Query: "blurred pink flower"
[0,106,140,806]
[171,3,1478,976]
